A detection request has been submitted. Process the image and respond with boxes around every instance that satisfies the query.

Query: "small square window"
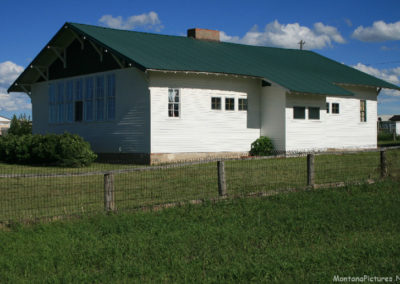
[211,97,221,110]
[293,106,305,119]
[308,107,320,120]
[238,98,248,111]
[326,102,330,113]
[332,103,339,114]
[225,98,234,111]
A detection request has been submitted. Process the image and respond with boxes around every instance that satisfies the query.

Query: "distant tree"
[7,114,32,136]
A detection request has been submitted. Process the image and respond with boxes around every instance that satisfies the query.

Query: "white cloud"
[0,91,31,111]
[220,20,345,49]
[0,61,31,112]
[353,63,399,85]
[99,11,163,31]
[0,61,24,89]
[353,63,400,99]
[352,21,400,42]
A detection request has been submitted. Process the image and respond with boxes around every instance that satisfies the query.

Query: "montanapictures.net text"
[333,275,400,282]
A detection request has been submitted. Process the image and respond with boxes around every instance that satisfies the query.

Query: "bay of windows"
[48,73,116,124]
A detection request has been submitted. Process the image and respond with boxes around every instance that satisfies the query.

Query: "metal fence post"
[217,161,227,197]
[307,154,315,188]
[104,173,115,212]
[380,150,388,178]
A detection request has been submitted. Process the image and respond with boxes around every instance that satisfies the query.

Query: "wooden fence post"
[217,161,227,197]
[380,150,388,178]
[307,154,315,188]
[104,173,115,212]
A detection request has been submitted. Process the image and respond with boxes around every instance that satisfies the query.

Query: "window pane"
[211,97,221,110]
[239,98,247,111]
[326,102,329,113]
[360,100,366,122]
[168,89,174,102]
[174,90,180,102]
[225,98,234,111]
[57,82,64,123]
[85,77,94,121]
[168,103,174,117]
[293,107,305,119]
[332,103,339,114]
[75,79,83,100]
[308,107,320,120]
[96,76,105,121]
[75,101,83,122]
[106,74,116,120]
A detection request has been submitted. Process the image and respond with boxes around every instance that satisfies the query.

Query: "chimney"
[187,28,220,42]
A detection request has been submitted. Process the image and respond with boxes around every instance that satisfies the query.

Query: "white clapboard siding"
[285,93,327,151]
[31,68,150,153]
[261,86,286,151]
[149,72,261,153]
[325,86,377,149]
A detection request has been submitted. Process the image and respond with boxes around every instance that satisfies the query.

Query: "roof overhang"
[8,23,145,94]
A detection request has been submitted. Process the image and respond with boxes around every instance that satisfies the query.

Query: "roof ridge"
[67,22,306,53]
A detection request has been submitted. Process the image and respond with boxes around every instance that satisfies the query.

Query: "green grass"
[1,149,399,222]
[1,180,399,283]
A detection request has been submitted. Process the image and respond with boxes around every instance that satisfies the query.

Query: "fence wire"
[0,147,399,224]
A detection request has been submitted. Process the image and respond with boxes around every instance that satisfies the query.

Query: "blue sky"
[0,0,399,118]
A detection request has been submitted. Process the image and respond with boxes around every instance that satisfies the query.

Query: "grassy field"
[0,148,399,222]
[0,180,399,282]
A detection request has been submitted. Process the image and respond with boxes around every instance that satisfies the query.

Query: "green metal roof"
[9,22,400,96]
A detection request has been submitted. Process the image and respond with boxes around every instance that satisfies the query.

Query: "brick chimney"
[187,28,220,41]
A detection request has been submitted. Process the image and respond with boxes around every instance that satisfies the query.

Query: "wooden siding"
[260,86,286,151]
[31,68,150,153]
[149,72,261,153]
[285,93,327,151]
[285,86,378,152]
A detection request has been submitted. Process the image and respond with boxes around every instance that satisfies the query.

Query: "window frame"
[332,103,340,114]
[211,97,221,110]
[106,74,116,121]
[308,107,320,120]
[84,77,94,121]
[225,97,235,111]
[95,75,105,121]
[293,106,306,119]
[168,88,180,118]
[360,100,367,122]
[238,98,248,111]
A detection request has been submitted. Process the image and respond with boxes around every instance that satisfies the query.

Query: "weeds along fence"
[0,147,399,224]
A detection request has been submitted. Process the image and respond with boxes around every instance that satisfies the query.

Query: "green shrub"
[249,136,274,156]
[0,133,97,167]
[7,114,32,136]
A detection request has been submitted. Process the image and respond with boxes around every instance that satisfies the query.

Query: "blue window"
[57,82,64,123]
[66,80,74,122]
[96,76,105,121]
[85,77,94,121]
[48,83,57,123]
[106,74,116,120]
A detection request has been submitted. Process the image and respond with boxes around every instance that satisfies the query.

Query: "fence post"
[217,161,227,197]
[104,173,115,212]
[380,150,388,178]
[307,154,315,188]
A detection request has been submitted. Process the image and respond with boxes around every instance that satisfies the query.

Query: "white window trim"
[168,88,181,118]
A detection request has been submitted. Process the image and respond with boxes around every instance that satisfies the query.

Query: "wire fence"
[0,147,399,224]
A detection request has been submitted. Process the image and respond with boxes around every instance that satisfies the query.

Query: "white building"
[0,116,11,136]
[8,23,400,163]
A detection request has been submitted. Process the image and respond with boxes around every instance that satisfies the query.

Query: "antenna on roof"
[298,40,305,50]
